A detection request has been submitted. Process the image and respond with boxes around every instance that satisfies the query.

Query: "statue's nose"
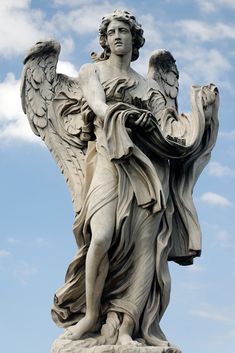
[114,30,121,39]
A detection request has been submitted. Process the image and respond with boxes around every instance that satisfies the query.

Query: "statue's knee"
[91,231,112,252]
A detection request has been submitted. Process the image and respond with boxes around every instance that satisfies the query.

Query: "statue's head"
[92,9,145,62]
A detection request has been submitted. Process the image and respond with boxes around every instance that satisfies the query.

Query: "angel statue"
[21,9,219,353]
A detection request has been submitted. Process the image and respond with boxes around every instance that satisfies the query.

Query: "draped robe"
[51,77,219,345]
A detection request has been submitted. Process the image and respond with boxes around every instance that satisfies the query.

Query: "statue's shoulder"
[130,68,146,84]
[129,68,151,98]
[79,62,97,76]
[78,62,102,87]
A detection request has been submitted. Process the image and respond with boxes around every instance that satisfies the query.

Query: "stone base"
[51,338,182,353]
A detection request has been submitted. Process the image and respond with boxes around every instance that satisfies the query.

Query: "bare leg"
[63,197,117,340]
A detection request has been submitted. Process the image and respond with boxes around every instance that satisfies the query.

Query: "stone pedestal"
[51,338,181,353]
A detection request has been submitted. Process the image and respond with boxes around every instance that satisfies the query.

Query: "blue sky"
[0,1,235,352]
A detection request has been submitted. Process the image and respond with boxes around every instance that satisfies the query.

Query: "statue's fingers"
[134,113,145,126]
[145,123,155,132]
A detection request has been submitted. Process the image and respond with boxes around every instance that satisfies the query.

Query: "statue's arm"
[78,63,108,120]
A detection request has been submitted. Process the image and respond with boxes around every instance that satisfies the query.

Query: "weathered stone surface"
[22,8,219,353]
[51,338,181,353]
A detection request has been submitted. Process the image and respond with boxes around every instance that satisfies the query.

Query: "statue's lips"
[114,41,123,46]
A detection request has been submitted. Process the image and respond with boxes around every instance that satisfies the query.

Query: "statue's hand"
[128,110,155,132]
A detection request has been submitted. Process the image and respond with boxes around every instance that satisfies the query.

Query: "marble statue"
[21,9,219,353]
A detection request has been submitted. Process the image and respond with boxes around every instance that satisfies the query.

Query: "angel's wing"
[148,49,179,111]
[21,40,92,213]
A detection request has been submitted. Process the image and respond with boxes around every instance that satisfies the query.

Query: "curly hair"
[91,9,145,62]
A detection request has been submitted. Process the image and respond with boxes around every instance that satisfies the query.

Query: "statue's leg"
[63,199,117,340]
[118,211,167,346]
[63,154,118,340]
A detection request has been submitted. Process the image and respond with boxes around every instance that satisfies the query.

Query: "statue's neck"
[107,52,132,75]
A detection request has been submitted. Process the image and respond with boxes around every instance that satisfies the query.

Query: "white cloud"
[228,329,235,337]
[0,0,31,11]
[187,264,205,273]
[216,230,234,249]
[184,48,231,87]
[201,192,232,207]
[51,3,121,35]
[35,237,49,247]
[0,1,51,57]
[131,14,164,77]
[191,305,233,323]
[60,37,75,57]
[197,0,235,12]
[0,2,233,144]
[175,42,232,86]
[197,0,216,12]
[176,20,235,42]
[0,73,23,122]
[0,1,136,59]
[57,60,78,77]
[53,0,96,6]
[0,73,39,144]
[7,237,20,244]
[139,14,163,48]
[13,260,38,284]
[208,161,235,177]
[0,249,11,257]
[166,24,232,90]
[219,130,235,140]
[0,60,78,144]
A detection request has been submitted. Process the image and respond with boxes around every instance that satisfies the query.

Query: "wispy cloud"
[201,192,233,207]
[0,73,39,144]
[0,2,234,145]
[57,60,78,77]
[197,0,235,13]
[202,222,234,249]
[219,130,235,140]
[0,249,11,257]
[7,237,20,244]
[0,59,78,144]
[171,45,232,91]
[216,230,234,249]
[13,260,38,284]
[191,308,230,322]
[191,303,235,323]
[35,237,49,247]
[51,2,123,35]
[176,20,235,42]
[227,329,235,338]
[53,0,98,6]
[196,0,217,13]
[208,161,235,177]
[187,264,205,273]
[0,2,50,57]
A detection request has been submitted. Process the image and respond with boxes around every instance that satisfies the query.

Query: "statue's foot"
[60,316,97,341]
[117,333,142,346]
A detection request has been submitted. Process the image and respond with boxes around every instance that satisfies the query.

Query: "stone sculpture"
[21,9,219,353]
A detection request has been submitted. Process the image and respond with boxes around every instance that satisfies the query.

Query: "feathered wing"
[148,49,179,111]
[21,40,91,214]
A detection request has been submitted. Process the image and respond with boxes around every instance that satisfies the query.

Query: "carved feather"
[21,40,88,214]
[148,49,179,111]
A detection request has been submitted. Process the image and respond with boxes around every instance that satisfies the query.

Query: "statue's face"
[106,19,132,57]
